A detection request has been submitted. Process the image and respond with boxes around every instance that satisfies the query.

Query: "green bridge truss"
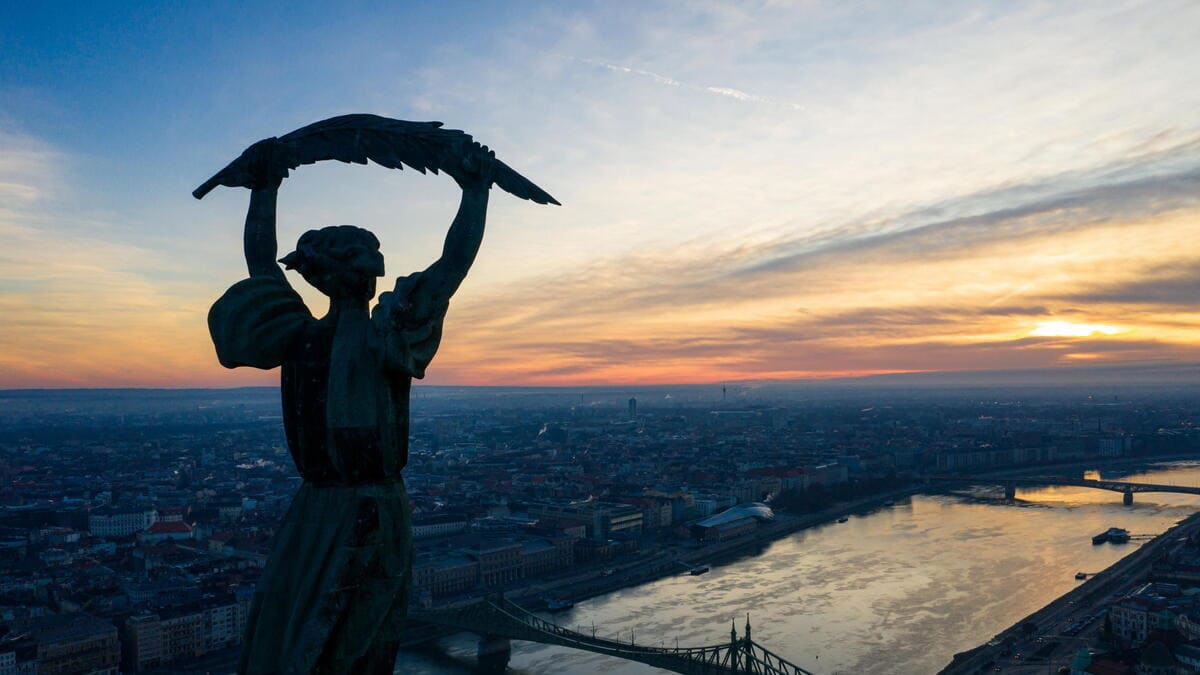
[409,595,815,675]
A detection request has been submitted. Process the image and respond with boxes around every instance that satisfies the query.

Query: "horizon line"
[7,361,1200,394]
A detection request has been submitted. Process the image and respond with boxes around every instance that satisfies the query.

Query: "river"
[395,460,1200,674]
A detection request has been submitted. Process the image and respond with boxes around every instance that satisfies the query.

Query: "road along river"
[396,461,1200,674]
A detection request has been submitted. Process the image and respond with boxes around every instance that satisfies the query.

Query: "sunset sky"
[2,1,1200,388]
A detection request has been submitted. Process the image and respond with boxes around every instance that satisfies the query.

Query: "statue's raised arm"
[239,139,289,282]
[404,141,497,320]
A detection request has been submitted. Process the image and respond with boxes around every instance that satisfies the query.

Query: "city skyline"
[3,384,1199,673]
[3,1,1200,388]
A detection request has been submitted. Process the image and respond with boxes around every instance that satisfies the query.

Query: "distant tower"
[628,397,637,419]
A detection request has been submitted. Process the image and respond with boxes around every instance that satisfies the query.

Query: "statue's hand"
[241,137,285,190]
[451,141,496,192]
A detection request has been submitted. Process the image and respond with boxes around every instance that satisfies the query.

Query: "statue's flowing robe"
[208,273,447,674]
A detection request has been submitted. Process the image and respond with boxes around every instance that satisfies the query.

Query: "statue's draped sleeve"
[208,277,313,369]
[372,272,449,378]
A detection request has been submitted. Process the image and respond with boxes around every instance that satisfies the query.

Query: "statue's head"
[279,225,384,300]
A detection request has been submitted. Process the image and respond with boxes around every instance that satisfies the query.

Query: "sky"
[2,1,1200,388]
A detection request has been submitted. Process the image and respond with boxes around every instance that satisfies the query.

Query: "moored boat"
[1092,527,1130,545]
[545,598,575,612]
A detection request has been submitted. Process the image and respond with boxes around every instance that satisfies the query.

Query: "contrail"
[572,57,805,111]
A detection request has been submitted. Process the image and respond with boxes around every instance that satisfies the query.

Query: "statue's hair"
[279,225,384,279]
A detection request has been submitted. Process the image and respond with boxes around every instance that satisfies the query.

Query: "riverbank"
[393,484,923,659]
[493,453,1200,611]
[428,453,1200,615]
[939,508,1200,674]
[518,485,924,608]
[990,452,1200,479]
[398,452,1200,670]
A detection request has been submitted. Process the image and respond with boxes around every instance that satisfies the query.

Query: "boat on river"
[1092,527,1130,544]
[1075,572,1087,580]
[545,597,575,612]
[837,516,849,523]
[690,564,711,576]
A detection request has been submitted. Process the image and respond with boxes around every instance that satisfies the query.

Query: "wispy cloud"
[570,57,806,110]
[1053,262,1200,308]
[0,131,57,204]
[430,141,1200,384]
[452,143,1200,325]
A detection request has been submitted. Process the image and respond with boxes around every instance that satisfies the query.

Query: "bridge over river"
[931,475,1200,504]
[408,594,814,674]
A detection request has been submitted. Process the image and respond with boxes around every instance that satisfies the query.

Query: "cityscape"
[4,2,1200,674]
[3,383,1200,673]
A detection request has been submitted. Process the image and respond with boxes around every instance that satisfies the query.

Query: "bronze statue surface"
[196,115,556,674]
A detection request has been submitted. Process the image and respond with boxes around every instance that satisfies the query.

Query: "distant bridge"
[931,475,1200,504]
[409,594,814,674]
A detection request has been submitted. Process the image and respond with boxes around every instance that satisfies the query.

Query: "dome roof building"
[690,503,774,542]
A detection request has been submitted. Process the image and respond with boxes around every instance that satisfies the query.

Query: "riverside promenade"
[444,485,924,614]
[940,509,1200,674]
[409,455,1199,646]
[514,453,1200,613]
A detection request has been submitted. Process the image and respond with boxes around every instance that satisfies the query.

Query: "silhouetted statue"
[195,115,557,674]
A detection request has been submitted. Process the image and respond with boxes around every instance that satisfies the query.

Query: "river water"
[396,461,1200,674]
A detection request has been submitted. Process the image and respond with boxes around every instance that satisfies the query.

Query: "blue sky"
[3,2,1200,386]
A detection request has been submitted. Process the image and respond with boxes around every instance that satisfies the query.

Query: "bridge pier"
[1124,490,1134,506]
[1004,484,1016,500]
[477,634,511,672]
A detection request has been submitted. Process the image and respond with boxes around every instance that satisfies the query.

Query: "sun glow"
[1028,321,1127,338]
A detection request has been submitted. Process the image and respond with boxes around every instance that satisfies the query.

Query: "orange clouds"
[417,176,1200,385]
[9,188,1200,388]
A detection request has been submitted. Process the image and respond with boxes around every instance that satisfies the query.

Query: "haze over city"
[3,1,1200,388]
